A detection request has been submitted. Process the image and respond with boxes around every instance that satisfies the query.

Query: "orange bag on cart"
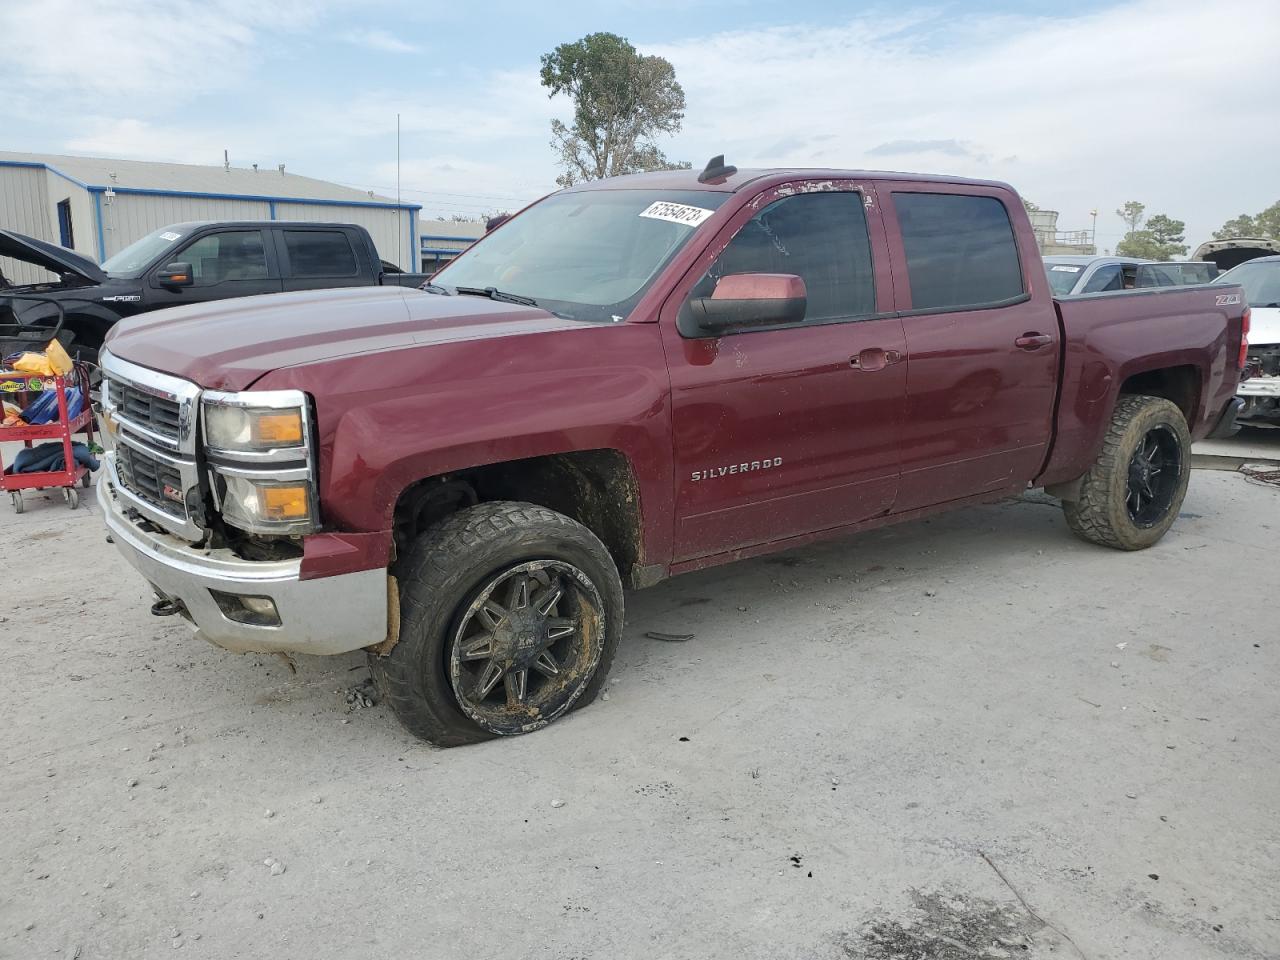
[12,338,72,377]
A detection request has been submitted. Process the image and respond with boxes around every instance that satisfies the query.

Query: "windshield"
[1044,262,1084,296]
[1215,259,1280,307]
[432,189,730,321]
[101,225,192,278]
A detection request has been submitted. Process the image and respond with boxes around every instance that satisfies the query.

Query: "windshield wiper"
[420,281,452,295]
[454,286,538,307]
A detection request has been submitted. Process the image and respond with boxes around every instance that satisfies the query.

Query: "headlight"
[204,392,307,453]
[201,389,318,535]
[218,473,315,534]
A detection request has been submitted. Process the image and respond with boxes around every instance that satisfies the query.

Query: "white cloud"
[646,0,1280,246]
[3,0,1275,247]
[0,0,333,98]
[346,29,419,54]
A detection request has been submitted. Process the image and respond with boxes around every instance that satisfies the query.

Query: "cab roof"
[562,167,1015,194]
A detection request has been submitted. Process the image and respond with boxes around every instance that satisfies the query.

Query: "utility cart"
[0,300,96,514]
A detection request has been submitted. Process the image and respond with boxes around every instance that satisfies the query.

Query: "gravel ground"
[1,469,1277,959]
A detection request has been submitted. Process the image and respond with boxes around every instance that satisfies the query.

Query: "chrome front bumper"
[100,473,388,656]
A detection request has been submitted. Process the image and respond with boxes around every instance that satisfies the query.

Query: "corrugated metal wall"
[274,202,411,270]
[0,166,53,284]
[102,194,272,258]
[45,171,97,261]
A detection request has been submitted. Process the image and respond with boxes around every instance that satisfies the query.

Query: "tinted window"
[283,230,358,278]
[176,231,268,286]
[895,193,1023,310]
[1045,263,1083,295]
[1082,264,1124,293]
[685,191,875,328]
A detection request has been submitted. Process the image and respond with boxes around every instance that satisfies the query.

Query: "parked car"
[1045,255,1216,296]
[95,161,1247,746]
[1044,255,1149,295]
[1215,254,1280,421]
[0,222,432,363]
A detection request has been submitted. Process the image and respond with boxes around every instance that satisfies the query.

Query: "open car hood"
[1192,238,1280,272]
[0,229,106,285]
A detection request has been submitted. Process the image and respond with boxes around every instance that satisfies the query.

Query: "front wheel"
[1063,395,1191,550]
[370,502,624,747]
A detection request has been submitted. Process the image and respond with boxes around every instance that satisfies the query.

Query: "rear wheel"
[1062,395,1191,550]
[370,501,623,747]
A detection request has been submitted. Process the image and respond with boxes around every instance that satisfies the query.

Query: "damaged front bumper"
[99,471,388,656]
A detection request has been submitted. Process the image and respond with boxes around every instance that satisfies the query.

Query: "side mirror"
[157,262,194,287]
[689,273,807,335]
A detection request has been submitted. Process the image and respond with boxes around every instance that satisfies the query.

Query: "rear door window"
[894,193,1024,311]
[1082,264,1124,293]
[282,230,358,278]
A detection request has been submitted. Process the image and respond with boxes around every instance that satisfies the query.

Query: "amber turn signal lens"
[260,484,309,520]
[254,411,304,445]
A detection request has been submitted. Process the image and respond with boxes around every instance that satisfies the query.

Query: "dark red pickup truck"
[96,161,1248,745]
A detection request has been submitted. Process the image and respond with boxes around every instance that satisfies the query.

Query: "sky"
[2,0,1277,249]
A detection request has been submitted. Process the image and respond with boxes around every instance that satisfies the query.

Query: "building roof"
[0,150,417,209]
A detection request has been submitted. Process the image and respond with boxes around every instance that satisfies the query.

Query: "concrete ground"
[1,466,1277,960]
[1194,423,1280,469]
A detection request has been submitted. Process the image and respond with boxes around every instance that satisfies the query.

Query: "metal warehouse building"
[0,150,421,283]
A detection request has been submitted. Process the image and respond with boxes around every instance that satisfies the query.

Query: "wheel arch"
[1116,363,1202,425]
[390,449,653,588]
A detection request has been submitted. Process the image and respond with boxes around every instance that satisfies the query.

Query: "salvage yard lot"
[2,470,1277,959]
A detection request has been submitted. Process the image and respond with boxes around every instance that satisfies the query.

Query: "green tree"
[1116,200,1146,235]
[1212,201,1280,239]
[1116,213,1188,260]
[540,32,689,188]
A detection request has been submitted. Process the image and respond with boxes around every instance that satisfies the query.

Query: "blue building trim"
[408,208,417,271]
[421,234,482,242]
[100,184,421,211]
[0,159,93,190]
[268,200,277,220]
[92,190,106,261]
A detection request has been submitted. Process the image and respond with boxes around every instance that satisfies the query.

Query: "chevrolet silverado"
[94,159,1248,746]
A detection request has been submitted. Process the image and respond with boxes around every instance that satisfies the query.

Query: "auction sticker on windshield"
[1050,265,1081,272]
[640,201,715,228]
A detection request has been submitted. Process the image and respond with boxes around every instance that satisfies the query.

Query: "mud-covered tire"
[1062,395,1191,550]
[369,501,624,747]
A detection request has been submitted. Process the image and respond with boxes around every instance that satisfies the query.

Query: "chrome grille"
[106,374,182,441]
[114,443,185,518]
[100,351,205,541]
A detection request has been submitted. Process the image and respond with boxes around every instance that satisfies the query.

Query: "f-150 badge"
[691,457,782,482]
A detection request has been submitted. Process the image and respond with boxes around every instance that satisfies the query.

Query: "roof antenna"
[697,154,737,184]
[223,149,230,172]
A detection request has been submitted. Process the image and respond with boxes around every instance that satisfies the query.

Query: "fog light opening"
[210,590,282,627]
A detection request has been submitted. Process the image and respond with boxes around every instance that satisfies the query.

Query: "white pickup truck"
[1216,255,1280,422]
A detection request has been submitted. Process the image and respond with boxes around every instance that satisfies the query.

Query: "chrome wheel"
[1126,424,1181,527]
[448,559,605,735]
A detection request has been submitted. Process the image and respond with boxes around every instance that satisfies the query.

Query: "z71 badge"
[1215,293,1241,306]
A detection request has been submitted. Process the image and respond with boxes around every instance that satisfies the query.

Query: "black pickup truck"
[0,221,432,363]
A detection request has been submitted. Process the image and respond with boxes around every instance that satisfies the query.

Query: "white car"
[1215,255,1280,422]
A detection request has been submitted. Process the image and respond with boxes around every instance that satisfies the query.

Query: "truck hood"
[0,229,107,285]
[103,286,589,391]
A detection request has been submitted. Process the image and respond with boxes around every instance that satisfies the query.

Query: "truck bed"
[1039,283,1246,486]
